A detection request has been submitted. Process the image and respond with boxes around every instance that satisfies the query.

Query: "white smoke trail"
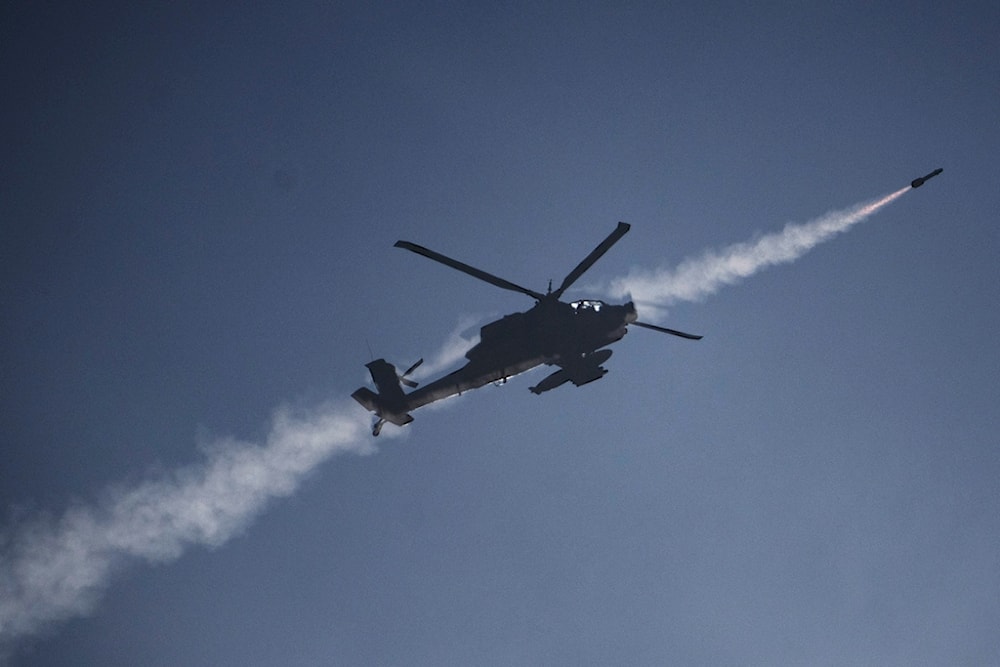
[608,187,910,313]
[0,401,372,657]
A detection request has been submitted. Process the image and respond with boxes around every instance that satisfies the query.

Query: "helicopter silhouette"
[352,222,701,436]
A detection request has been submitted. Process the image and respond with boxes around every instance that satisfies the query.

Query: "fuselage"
[400,299,637,411]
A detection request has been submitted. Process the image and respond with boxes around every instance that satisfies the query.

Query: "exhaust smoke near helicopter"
[352,222,701,436]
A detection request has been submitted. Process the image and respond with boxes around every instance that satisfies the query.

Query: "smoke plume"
[608,187,910,311]
[0,402,371,656]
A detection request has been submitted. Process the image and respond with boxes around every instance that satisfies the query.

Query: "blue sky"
[2,2,998,665]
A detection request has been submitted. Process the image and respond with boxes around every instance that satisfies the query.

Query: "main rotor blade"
[551,222,631,298]
[395,241,545,300]
[632,321,703,340]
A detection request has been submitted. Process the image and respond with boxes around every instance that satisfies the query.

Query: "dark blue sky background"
[2,2,998,665]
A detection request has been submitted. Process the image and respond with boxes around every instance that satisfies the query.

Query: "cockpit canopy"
[570,299,607,312]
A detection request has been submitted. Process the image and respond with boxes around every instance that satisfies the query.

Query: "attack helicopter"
[352,222,701,435]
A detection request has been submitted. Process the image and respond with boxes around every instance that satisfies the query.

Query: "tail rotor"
[398,358,423,388]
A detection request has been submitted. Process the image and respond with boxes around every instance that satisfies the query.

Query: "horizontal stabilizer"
[384,412,414,427]
[351,386,414,432]
[351,387,380,413]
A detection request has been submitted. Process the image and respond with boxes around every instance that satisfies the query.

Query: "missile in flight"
[910,168,943,188]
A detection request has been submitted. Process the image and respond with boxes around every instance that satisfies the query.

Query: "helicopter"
[352,222,702,436]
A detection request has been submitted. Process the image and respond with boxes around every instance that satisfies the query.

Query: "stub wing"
[529,349,613,395]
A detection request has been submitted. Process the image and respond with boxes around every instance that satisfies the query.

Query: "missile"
[910,167,943,188]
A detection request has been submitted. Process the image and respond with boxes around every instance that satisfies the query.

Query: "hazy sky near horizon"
[2,3,998,665]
